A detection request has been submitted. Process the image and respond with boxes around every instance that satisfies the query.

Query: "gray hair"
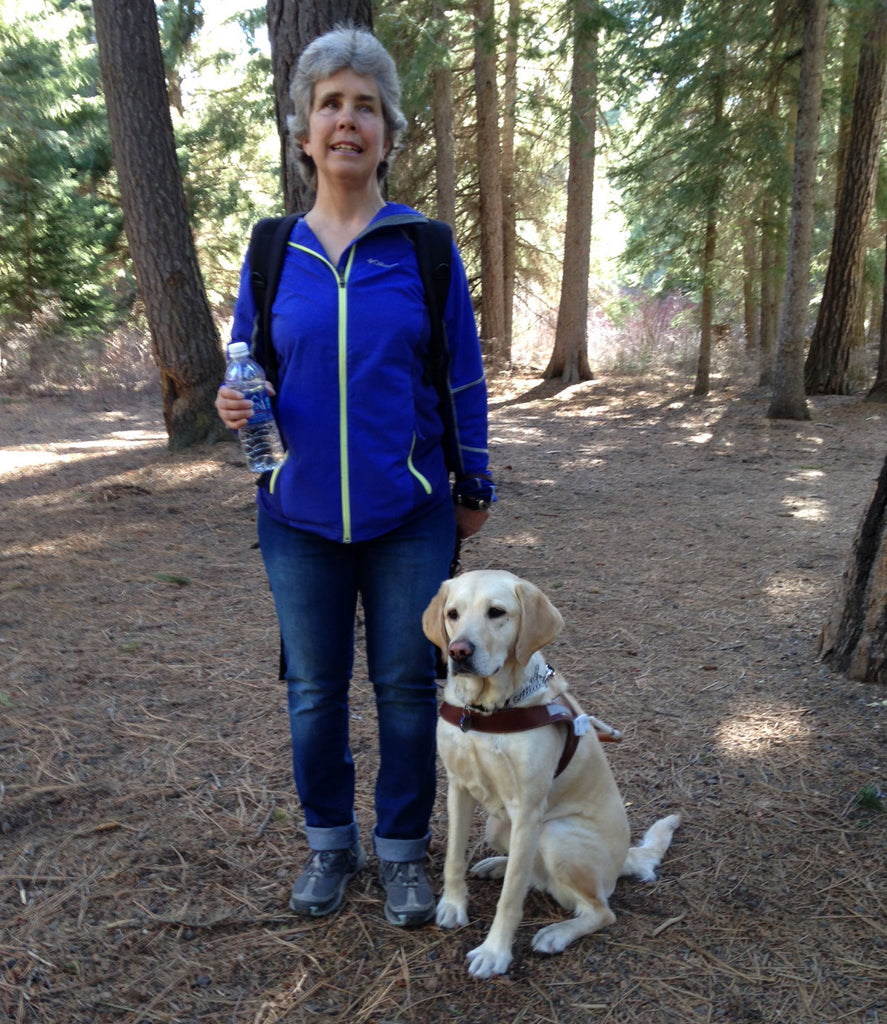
[287,26,407,190]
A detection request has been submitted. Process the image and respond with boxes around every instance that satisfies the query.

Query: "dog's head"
[423,570,564,693]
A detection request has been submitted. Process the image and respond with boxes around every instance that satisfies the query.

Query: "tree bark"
[767,0,829,421]
[473,0,508,362]
[431,2,456,230]
[804,0,887,396]
[759,194,779,386]
[501,0,519,347]
[692,27,726,398]
[693,210,717,396]
[820,449,887,682]
[742,216,760,360]
[866,226,887,401]
[93,0,228,449]
[544,0,597,384]
[266,0,373,214]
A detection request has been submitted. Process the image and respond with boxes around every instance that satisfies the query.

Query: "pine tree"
[474,0,508,361]
[804,0,887,395]
[93,0,227,447]
[0,6,121,342]
[544,0,598,383]
[768,0,829,421]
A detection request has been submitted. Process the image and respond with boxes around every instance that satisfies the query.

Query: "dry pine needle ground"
[1,371,885,1024]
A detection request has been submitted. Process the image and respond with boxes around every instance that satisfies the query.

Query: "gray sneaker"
[378,858,435,927]
[289,844,366,917]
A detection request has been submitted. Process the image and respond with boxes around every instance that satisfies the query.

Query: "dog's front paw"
[436,897,468,930]
[466,941,513,978]
[531,922,573,955]
[470,856,507,879]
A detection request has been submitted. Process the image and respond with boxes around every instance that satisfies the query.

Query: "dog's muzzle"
[447,638,476,674]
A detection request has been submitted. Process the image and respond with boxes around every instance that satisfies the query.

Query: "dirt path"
[1,373,885,1023]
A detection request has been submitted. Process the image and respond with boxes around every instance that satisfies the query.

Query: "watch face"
[457,495,489,510]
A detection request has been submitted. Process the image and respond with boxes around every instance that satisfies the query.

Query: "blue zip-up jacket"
[229,203,491,544]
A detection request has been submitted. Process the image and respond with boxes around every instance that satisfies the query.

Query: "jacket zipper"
[289,241,356,542]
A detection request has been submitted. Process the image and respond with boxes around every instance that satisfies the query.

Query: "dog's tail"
[620,814,681,882]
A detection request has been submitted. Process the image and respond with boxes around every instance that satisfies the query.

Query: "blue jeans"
[257,500,456,863]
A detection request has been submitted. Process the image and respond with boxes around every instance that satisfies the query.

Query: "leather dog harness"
[438,693,621,779]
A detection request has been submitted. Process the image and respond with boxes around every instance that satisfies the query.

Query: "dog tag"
[459,712,473,732]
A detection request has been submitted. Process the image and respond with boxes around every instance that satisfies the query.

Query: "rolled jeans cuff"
[306,818,359,852]
[372,826,430,863]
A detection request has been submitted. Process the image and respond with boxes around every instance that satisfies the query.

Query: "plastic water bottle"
[223,342,285,473]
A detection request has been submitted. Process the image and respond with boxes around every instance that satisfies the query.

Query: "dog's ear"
[513,580,565,666]
[422,579,451,653]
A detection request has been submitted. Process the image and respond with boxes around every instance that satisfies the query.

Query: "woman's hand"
[215,386,253,430]
[455,506,488,539]
[215,382,276,431]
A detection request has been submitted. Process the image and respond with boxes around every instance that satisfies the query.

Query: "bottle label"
[249,389,275,424]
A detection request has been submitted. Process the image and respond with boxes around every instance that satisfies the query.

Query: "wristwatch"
[453,476,496,511]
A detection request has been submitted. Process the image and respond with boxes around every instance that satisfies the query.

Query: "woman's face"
[302,68,390,190]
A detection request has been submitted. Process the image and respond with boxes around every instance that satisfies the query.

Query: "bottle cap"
[228,342,250,359]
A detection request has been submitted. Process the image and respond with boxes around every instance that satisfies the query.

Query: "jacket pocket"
[407,433,433,494]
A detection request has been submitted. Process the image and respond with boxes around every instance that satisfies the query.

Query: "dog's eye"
[487,607,506,619]
[446,609,459,621]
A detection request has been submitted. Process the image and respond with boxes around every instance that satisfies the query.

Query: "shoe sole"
[383,901,436,927]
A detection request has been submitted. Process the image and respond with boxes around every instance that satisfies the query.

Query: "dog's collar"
[503,662,555,709]
[460,662,555,716]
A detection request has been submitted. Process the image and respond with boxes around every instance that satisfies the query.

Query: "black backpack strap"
[410,219,462,477]
[248,212,300,392]
[247,214,299,683]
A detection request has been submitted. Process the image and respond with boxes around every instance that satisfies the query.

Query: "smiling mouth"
[331,143,362,153]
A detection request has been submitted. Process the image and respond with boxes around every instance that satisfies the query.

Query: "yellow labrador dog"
[423,569,680,979]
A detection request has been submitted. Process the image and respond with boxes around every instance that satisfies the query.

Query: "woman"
[216,26,494,927]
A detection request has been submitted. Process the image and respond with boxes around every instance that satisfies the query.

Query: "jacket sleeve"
[442,242,493,483]
[229,253,258,353]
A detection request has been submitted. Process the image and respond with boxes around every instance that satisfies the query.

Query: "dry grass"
[1,371,886,1024]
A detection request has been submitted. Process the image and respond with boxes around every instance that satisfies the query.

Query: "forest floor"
[1,368,886,1024]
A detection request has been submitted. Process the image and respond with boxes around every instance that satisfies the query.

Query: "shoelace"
[305,850,348,876]
[381,861,422,886]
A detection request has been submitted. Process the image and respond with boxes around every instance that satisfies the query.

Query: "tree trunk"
[93,0,228,449]
[759,194,778,386]
[742,216,760,360]
[501,0,519,347]
[866,226,887,402]
[760,5,798,389]
[693,210,717,396]
[833,5,866,215]
[819,449,887,682]
[266,0,373,214]
[692,29,726,399]
[474,0,508,363]
[805,0,887,395]
[544,0,597,384]
[431,3,456,230]
[767,0,829,421]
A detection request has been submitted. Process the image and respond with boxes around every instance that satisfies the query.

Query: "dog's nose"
[448,639,474,663]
